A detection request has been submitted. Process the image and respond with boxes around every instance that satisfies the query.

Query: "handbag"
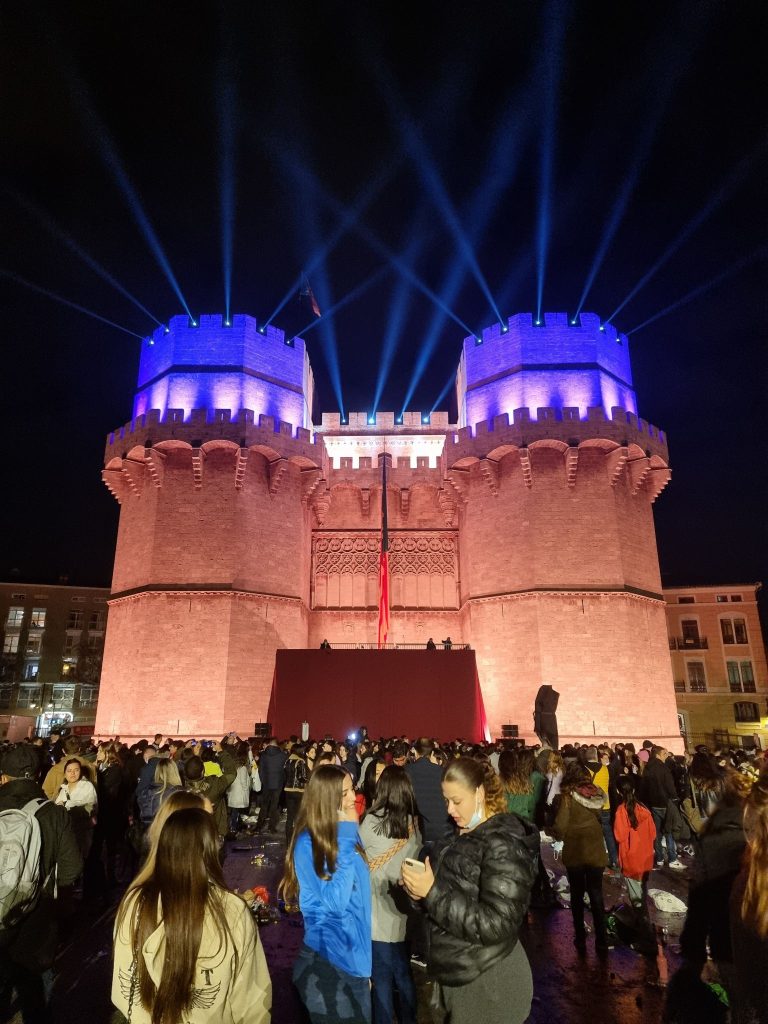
[250,763,262,793]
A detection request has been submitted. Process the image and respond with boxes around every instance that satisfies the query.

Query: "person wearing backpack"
[0,744,82,1023]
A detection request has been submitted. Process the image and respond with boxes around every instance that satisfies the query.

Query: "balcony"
[689,681,707,693]
[674,680,686,693]
[675,636,709,650]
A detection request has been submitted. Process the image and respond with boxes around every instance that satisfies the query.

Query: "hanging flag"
[299,272,321,318]
[377,455,390,649]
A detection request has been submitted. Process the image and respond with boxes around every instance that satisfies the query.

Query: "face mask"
[465,794,484,830]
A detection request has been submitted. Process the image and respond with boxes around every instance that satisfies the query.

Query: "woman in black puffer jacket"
[402,757,538,1024]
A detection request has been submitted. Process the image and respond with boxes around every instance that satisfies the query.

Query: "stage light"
[571,319,578,325]
[368,415,375,424]
[476,336,482,344]
[224,319,231,327]
[164,326,170,334]
[259,326,265,334]
[395,414,403,424]
[190,319,198,327]
[501,325,508,333]
[422,414,430,424]
[535,319,542,326]
[599,325,606,331]
[148,338,154,346]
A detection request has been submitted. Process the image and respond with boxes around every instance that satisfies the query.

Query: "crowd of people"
[0,727,767,1023]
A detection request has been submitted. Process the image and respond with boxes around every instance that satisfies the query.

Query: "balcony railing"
[675,637,709,650]
[689,681,707,693]
[674,681,686,693]
[316,642,471,650]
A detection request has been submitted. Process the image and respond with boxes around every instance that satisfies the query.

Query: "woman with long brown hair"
[359,766,421,1024]
[280,763,371,1023]
[401,756,537,1024]
[111,807,271,1024]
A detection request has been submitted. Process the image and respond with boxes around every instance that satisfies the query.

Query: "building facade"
[0,581,109,737]
[665,583,768,748]
[94,311,682,747]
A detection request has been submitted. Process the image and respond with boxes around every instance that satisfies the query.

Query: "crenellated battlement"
[457,311,639,430]
[133,313,315,432]
[449,404,668,462]
[105,407,321,466]
[318,411,452,432]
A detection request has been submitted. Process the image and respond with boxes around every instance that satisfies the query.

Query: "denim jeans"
[599,809,618,866]
[651,806,677,863]
[371,941,416,1024]
[293,944,371,1023]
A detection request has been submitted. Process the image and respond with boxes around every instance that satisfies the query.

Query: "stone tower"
[95,310,681,749]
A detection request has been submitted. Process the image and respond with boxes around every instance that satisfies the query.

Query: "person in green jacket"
[183,741,237,836]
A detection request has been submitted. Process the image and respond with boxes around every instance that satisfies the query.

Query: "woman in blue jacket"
[280,764,372,1023]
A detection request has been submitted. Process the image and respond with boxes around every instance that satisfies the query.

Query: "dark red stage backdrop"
[268,649,488,742]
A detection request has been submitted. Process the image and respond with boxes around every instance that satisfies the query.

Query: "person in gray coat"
[359,766,421,1024]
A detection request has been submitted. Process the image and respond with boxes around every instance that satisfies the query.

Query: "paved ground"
[7,823,692,1024]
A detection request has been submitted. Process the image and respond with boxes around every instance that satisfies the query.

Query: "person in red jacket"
[613,778,656,910]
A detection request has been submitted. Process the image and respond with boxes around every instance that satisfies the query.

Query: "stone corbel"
[268,457,288,497]
[145,448,165,488]
[234,448,249,491]
[437,488,457,527]
[479,458,500,497]
[565,447,579,488]
[301,469,323,505]
[629,456,652,496]
[446,468,470,504]
[607,446,629,487]
[399,488,410,519]
[101,467,127,504]
[312,488,331,526]
[121,457,145,496]
[646,467,672,503]
[519,448,533,489]
[191,448,205,491]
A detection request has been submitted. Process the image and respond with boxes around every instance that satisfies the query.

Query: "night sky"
[1,2,766,616]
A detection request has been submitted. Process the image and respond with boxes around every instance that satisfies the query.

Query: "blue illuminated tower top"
[456,312,637,428]
[133,314,314,430]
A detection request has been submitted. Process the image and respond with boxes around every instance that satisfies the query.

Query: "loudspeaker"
[253,722,271,738]
[501,724,518,738]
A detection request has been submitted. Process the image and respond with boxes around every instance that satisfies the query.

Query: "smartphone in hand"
[403,857,426,873]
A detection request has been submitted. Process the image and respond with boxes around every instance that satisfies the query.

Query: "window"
[52,684,75,705]
[6,607,24,627]
[88,610,105,631]
[716,595,728,603]
[67,610,84,630]
[730,595,743,602]
[18,684,42,707]
[25,634,42,655]
[63,635,78,655]
[0,685,11,709]
[11,593,25,600]
[734,701,760,723]
[78,685,98,707]
[71,596,86,604]
[23,663,39,680]
[721,617,748,645]
[86,633,102,653]
[728,661,756,693]
[687,662,707,692]
[678,596,695,604]
[30,608,46,628]
[2,634,19,655]
[681,619,700,641]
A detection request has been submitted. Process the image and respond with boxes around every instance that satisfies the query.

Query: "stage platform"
[267,648,488,742]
